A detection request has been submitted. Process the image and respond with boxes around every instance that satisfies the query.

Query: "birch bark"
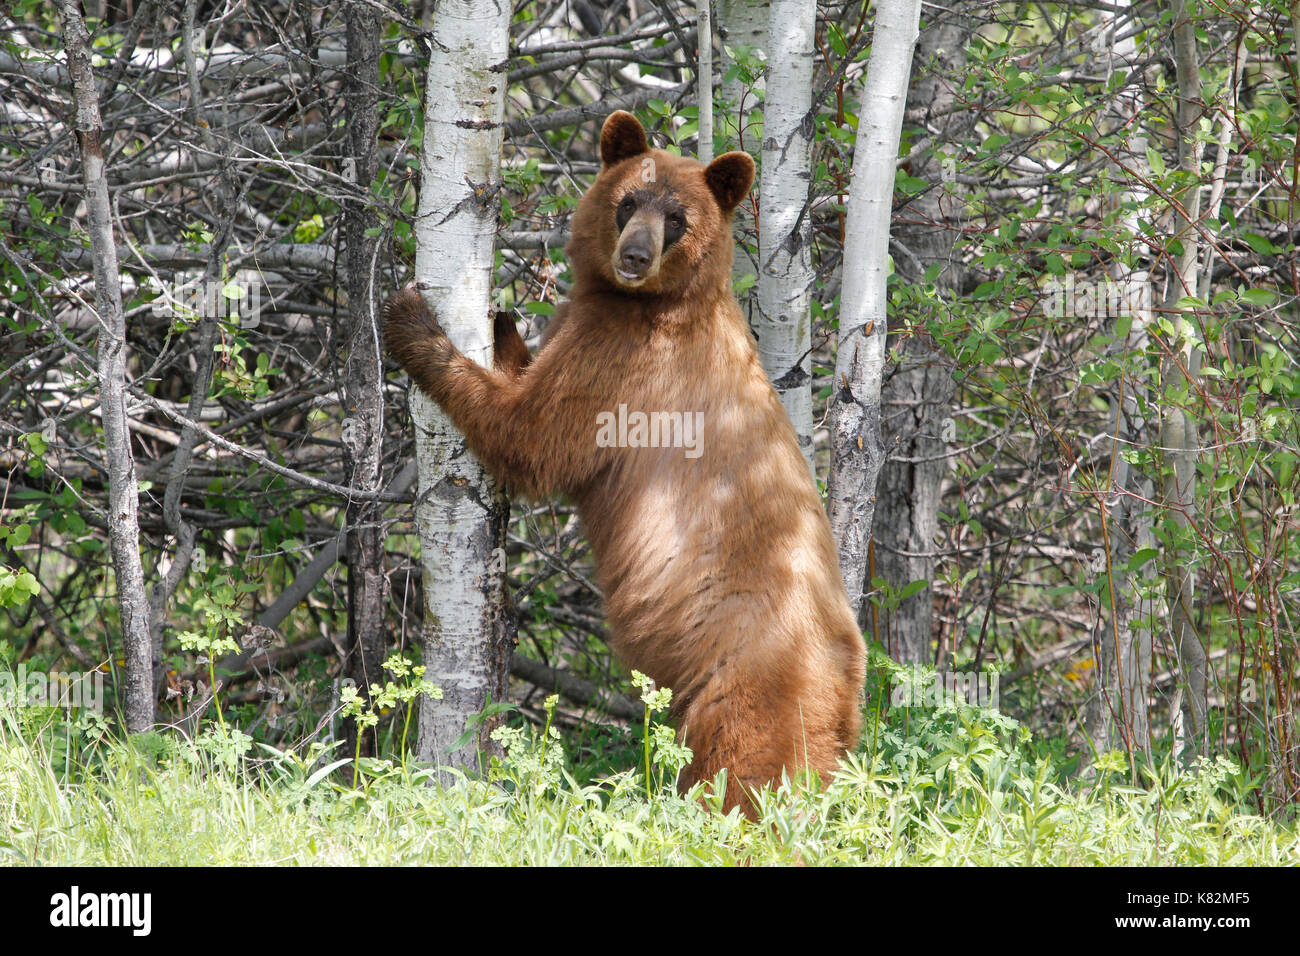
[1084,0,1155,758]
[409,1,513,776]
[757,0,818,469]
[697,0,714,164]
[827,0,923,614]
[871,8,969,663]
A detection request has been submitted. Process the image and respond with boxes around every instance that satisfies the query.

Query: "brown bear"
[384,110,865,815]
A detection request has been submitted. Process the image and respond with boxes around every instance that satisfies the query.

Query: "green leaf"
[1242,233,1280,255]
[1145,147,1166,178]
[899,580,929,601]
[1240,288,1276,306]
[828,22,848,58]
[305,759,354,789]
[1127,548,1159,571]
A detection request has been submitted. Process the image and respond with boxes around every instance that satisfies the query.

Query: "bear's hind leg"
[492,312,532,376]
[676,676,840,819]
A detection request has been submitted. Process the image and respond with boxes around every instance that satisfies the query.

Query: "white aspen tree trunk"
[717,0,768,325]
[697,0,714,164]
[1086,0,1154,759]
[872,8,969,664]
[58,0,154,732]
[758,0,818,470]
[1162,0,1208,752]
[410,1,513,778]
[827,0,923,615]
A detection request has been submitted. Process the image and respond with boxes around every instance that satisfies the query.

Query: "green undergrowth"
[1,672,1295,866]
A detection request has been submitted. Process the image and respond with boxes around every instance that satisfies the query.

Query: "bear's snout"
[611,211,665,286]
[619,239,653,275]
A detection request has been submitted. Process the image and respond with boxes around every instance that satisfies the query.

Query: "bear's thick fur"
[384,111,865,814]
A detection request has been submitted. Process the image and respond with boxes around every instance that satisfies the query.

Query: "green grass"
[1,694,1295,866]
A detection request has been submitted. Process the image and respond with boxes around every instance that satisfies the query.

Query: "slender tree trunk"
[410,0,513,778]
[827,0,923,615]
[871,7,969,663]
[1086,0,1154,758]
[697,0,714,164]
[342,2,388,759]
[59,0,153,731]
[757,0,817,469]
[1091,343,1156,758]
[1162,0,1208,751]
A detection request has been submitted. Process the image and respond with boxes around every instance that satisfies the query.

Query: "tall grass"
[1,686,1294,866]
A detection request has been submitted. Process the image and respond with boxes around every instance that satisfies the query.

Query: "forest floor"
[2,696,1295,866]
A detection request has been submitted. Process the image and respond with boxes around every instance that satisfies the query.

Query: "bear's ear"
[705,152,755,212]
[600,110,650,166]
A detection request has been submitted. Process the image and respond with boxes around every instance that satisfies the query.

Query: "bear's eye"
[616,195,637,230]
[664,211,687,246]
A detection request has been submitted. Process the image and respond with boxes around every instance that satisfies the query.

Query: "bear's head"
[567,110,754,299]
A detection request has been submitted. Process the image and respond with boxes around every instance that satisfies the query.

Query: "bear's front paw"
[383,287,445,348]
[382,287,456,380]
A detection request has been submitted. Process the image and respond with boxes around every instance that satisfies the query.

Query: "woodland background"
[1,0,1298,817]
